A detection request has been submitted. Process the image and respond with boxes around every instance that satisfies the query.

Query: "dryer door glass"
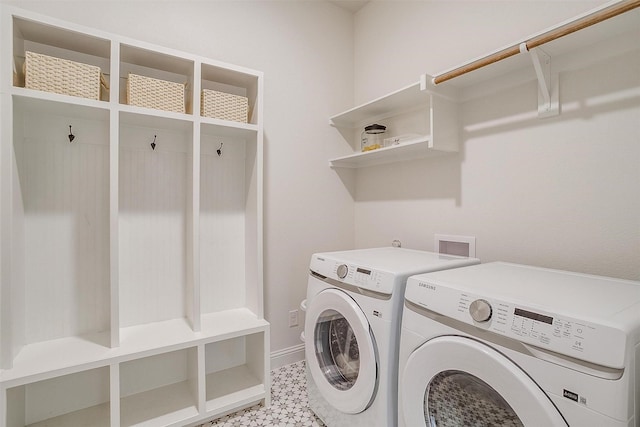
[314,308,360,390]
[424,370,523,427]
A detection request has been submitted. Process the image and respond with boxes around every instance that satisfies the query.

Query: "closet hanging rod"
[432,0,640,85]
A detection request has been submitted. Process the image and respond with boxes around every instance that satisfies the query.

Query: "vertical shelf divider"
[190,62,202,332]
[262,328,271,406]
[0,91,14,370]
[251,71,265,319]
[0,7,15,370]
[188,346,201,418]
[110,41,121,348]
[196,344,207,415]
[0,387,7,427]
[110,363,120,427]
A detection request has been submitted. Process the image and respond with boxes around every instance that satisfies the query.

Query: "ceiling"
[329,1,369,13]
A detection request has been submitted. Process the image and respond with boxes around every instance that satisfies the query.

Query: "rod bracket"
[527,47,559,118]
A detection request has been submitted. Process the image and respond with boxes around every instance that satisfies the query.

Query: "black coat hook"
[68,125,75,143]
[151,135,157,151]
[217,142,223,156]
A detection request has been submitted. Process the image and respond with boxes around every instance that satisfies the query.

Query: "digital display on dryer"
[356,268,371,275]
[514,308,553,324]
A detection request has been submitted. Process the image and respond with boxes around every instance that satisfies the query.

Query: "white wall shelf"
[330,82,427,128]
[330,136,451,168]
[0,5,267,427]
[329,80,459,168]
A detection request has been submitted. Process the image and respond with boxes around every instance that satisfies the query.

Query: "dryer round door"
[305,288,377,414]
[402,336,567,427]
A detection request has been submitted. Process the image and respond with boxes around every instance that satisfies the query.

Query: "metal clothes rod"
[432,0,640,85]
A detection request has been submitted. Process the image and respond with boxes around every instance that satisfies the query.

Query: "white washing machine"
[398,262,640,427]
[304,247,480,427]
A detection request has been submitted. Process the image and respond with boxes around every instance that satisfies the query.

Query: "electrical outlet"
[288,309,299,327]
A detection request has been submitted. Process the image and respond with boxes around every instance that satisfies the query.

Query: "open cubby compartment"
[199,124,260,317]
[119,43,194,114]
[205,332,267,414]
[5,366,111,427]
[119,347,199,426]
[11,14,111,101]
[118,112,195,332]
[201,62,260,125]
[8,96,111,364]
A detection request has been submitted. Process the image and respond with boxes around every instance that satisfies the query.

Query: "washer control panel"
[310,256,395,294]
[405,278,627,369]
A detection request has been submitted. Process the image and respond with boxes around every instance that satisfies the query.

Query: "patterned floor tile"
[200,361,325,427]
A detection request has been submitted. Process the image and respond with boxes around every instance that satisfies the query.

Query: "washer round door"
[305,288,378,414]
[402,336,568,427]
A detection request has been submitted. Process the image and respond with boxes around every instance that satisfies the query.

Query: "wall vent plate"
[435,234,476,258]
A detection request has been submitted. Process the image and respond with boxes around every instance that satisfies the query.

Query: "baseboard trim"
[270,343,305,370]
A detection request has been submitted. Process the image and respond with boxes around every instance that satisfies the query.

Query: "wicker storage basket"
[201,89,248,123]
[24,51,106,100]
[127,73,186,114]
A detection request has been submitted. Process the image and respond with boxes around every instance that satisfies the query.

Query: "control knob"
[336,264,348,279]
[469,299,492,322]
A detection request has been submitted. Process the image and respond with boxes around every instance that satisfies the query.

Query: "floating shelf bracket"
[520,43,559,118]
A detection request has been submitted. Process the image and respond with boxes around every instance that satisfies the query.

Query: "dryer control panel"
[310,256,396,295]
[405,277,628,370]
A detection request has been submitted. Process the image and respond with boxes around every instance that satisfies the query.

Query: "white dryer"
[304,247,479,427]
[398,262,640,427]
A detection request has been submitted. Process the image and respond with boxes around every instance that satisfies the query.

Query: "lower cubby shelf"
[205,366,266,415]
[5,367,111,427]
[121,381,199,427]
[1,313,270,427]
[27,403,111,427]
[120,348,199,427]
[205,333,267,414]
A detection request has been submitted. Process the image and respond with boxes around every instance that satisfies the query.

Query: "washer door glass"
[425,370,523,427]
[304,287,378,414]
[314,308,360,391]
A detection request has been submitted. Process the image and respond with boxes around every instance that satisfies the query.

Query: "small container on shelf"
[126,73,186,113]
[361,124,386,152]
[24,51,108,100]
[201,89,249,123]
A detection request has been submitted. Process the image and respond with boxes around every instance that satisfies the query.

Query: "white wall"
[3,0,356,355]
[352,1,640,280]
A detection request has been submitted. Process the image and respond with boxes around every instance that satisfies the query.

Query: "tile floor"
[200,360,325,427]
